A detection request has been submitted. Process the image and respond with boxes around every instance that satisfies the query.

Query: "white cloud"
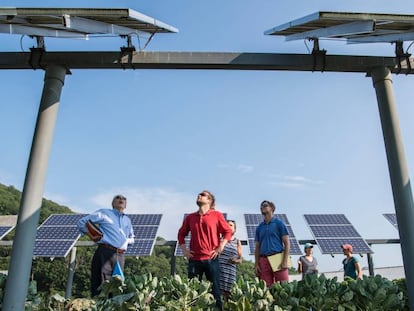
[218,163,254,174]
[268,174,324,189]
[237,164,254,173]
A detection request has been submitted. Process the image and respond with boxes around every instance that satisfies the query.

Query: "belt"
[99,243,125,254]
[260,252,282,258]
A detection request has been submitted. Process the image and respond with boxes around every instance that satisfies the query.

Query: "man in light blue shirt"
[77,194,134,297]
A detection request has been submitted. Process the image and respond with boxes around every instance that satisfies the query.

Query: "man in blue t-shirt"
[254,200,290,286]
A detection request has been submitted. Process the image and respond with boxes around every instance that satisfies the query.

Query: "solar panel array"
[383,213,398,229]
[304,214,373,254]
[174,212,227,256]
[244,214,302,255]
[33,213,162,258]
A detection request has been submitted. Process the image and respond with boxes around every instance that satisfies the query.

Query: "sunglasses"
[115,195,127,200]
[199,192,210,198]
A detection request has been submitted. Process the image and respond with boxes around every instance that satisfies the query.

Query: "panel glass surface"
[304,214,350,225]
[304,214,373,254]
[243,214,302,255]
[383,213,398,229]
[33,240,76,257]
[36,226,80,240]
[129,214,162,226]
[309,225,360,238]
[316,238,373,254]
[125,240,155,256]
[34,214,83,258]
[0,226,13,239]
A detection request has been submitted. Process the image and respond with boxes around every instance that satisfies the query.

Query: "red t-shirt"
[177,210,232,260]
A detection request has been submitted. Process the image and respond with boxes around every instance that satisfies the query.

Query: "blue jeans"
[188,258,222,310]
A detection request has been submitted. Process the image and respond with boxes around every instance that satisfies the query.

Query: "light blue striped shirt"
[77,208,134,250]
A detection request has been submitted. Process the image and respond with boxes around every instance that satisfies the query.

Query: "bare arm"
[355,261,363,279]
[281,235,290,269]
[254,241,261,276]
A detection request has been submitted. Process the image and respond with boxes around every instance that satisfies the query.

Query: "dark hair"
[260,200,275,212]
[202,190,215,209]
[227,219,236,231]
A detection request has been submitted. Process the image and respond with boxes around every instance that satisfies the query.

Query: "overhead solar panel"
[264,11,414,43]
[175,212,227,256]
[304,214,373,254]
[383,213,398,229]
[125,214,162,256]
[244,214,302,256]
[0,7,178,38]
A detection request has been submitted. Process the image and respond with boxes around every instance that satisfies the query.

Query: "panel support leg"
[371,66,414,310]
[65,246,77,299]
[2,65,67,311]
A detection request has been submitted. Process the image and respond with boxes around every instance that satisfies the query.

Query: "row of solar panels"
[0,213,398,258]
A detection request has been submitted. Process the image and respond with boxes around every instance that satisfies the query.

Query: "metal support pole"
[2,65,66,311]
[170,241,177,276]
[65,246,77,299]
[371,66,414,310]
[367,251,374,276]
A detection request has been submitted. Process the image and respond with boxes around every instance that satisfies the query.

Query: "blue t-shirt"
[255,216,289,255]
[343,256,359,279]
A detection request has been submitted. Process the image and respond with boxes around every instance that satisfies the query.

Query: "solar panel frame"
[304,214,373,254]
[244,213,302,256]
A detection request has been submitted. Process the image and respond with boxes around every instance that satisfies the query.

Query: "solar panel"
[125,214,162,256]
[33,213,162,258]
[0,215,17,240]
[244,214,302,256]
[383,213,398,229]
[33,214,85,258]
[304,214,373,254]
[174,212,227,256]
[0,226,14,239]
[264,11,414,44]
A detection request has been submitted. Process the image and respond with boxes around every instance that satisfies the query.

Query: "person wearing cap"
[77,194,135,297]
[254,200,290,286]
[297,243,318,279]
[341,243,362,280]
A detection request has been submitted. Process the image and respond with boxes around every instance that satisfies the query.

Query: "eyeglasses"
[115,195,127,200]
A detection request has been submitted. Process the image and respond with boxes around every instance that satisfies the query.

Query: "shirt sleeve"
[218,212,232,241]
[177,215,190,245]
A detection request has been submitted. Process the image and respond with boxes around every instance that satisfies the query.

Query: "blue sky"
[1,0,414,273]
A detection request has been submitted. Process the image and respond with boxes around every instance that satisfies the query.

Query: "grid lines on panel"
[0,226,14,239]
[125,214,162,256]
[244,214,302,255]
[303,214,373,254]
[34,214,85,258]
[383,213,398,229]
